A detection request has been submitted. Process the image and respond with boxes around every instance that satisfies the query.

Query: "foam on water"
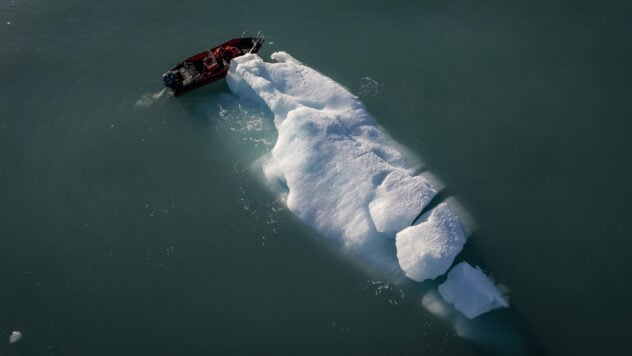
[135,88,169,108]
[226,52,508,318]
[358,77,381,97]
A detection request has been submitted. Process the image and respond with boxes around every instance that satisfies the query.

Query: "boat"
[162,33,264,96]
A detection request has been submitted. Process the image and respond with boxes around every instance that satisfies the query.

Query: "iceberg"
[9,330,22,344]
[438,262,509,319]
[227,51,508,319]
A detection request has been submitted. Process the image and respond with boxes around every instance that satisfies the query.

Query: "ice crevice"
[227,51,508,319]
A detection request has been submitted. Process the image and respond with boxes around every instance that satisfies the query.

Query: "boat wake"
[226,52,508,323]
[135,88,170,108]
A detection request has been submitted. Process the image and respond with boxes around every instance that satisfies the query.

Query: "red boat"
[162,34,264,96]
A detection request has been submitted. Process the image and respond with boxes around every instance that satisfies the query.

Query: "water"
[1,0,631,354]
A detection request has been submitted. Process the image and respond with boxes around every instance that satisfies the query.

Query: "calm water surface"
[1,0,631,354]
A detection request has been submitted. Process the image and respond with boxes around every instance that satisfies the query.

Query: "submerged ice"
[439,262,509,319]
[227,52,508,318]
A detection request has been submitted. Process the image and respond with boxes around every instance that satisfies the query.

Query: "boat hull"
[163,36,264,97]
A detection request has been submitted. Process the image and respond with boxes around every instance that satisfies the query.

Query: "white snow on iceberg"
[227,52,437,252]
[226,51,508,319]
[370,170,438,234]
[438,262,509,319]
[396,202,467,282]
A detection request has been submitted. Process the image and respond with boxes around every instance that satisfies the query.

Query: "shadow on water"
[395,185,547,354]
[440,238,548,355]
[411,189,451,225]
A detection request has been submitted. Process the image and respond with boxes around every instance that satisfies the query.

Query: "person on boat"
[224,46,239,59]
[213,47,227,67]
[212,46,240,68]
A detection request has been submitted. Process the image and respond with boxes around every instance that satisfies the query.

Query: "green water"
[1,0,631,354]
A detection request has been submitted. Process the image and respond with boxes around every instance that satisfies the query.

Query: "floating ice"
[227,52,507,318]
[438,262,509,319]
[396,202,466,282]
[9,330,22,344]
[228,52,436,255]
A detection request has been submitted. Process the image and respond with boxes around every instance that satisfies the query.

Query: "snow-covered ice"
[396,202,467,282]
[227,51,508,318]
[227,52,437,252]
[369,170,436,234]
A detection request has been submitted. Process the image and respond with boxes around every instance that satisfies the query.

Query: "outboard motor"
[162,71,180,89]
